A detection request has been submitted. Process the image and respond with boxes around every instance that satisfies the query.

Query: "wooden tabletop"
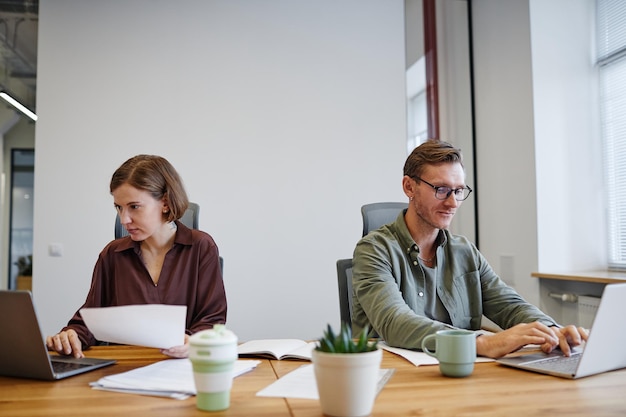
[1,345,625,416]
[0,346,289,417]
[532,270,626,284]
[273,350,626,417]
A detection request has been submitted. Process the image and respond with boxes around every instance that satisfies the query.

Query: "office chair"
[114,202,224,276]
[361,202,408,237]
[336,258,354,328]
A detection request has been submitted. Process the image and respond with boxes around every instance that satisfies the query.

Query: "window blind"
[598,0,626,269]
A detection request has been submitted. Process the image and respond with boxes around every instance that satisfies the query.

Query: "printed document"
[80,304,187,349]
[91,359,260,399]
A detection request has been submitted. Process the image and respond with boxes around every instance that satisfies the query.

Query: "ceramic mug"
[421,329,476,377]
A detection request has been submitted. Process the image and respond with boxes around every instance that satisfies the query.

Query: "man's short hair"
[403,139,464,178]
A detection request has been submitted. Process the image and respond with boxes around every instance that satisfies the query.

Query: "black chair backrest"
[361,202,408,237]
[336,258,353,328]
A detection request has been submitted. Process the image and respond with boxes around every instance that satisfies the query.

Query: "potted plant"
[311,323,382,417]
[15,254,32,291]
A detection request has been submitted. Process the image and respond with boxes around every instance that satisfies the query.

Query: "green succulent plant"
[315,323,378,353]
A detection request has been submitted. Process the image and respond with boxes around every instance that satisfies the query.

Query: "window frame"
[597,0,626,270]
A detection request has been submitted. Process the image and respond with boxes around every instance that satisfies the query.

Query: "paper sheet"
[256,364,395,400]
[91,359,260,399]
[378,342,494,366]
[80,304,187,349]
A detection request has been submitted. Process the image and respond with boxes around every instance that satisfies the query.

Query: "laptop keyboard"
[51,359,92,374]
[527,353,581,373]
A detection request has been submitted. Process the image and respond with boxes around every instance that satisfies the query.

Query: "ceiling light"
[0,92,37,121]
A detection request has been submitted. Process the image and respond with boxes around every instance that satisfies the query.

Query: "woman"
[46,155,227,358]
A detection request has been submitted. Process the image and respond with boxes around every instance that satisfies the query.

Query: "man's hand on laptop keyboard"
[541,325,588,357]
[46,329,85,359]
[476,322,561,358]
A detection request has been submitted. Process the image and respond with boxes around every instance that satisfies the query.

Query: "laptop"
[496,283,626,379]
[0,290,116,380]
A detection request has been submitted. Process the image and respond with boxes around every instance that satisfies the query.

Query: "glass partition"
[9,148,34,290]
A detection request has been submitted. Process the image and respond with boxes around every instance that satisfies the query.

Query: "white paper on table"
[91,359,260,399]
[257,364,318,399]
[80,304,187,349]
[378,342,494,366]
[256,364,395,400]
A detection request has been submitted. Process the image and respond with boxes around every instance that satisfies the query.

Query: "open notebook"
[497,283,626,379]
[0,290,116,380]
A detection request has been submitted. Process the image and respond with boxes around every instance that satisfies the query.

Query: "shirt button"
[418,291,424,297]
[413,260,418,266]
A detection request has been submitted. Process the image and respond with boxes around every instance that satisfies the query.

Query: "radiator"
[577,295,601,329]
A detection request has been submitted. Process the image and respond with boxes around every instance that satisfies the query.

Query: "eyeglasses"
[412,176,473,201]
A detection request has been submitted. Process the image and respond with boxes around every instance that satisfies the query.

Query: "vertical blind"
[598,0,626,269]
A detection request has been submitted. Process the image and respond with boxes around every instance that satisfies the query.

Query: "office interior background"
[0,0,603,341]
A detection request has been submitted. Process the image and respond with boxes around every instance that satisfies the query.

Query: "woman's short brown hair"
[110,155,189,222]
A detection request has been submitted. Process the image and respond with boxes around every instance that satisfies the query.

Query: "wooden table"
[1,345,625,416]
[0,346,290,417]
[532,270,626,284]
[274,352,626,417]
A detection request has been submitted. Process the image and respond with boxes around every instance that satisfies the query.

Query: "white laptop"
[0,290,116,380]
[496,283,626,379]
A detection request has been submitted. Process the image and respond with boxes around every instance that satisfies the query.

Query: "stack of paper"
[91,359,260,400]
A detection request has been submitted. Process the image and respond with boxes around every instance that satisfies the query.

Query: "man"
[351,140,587,358]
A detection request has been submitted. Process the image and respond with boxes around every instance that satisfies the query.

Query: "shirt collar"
[392,209,447,255]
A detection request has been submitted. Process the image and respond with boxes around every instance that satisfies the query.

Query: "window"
[9,149,34,289]
[406,56,428,153]
[598,0,626,269]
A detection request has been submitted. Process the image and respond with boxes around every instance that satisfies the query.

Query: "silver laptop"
[0,290,115,380]
[497,283,626,379]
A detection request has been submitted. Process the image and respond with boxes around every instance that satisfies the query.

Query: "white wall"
[530,0,604,323]
[530,0,604,271]
[405,0,424,68]
[471,0,602,308]
[472,0,540,301]
[33,1,408,341]
[32,0,600,340]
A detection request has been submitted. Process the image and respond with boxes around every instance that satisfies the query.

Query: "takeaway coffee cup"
[421,329,476,377]
[189,325,238,411]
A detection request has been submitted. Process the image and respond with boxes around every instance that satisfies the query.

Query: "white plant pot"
[311,348,382,417]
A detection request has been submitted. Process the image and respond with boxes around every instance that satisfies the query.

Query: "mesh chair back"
[361,202,408,237]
